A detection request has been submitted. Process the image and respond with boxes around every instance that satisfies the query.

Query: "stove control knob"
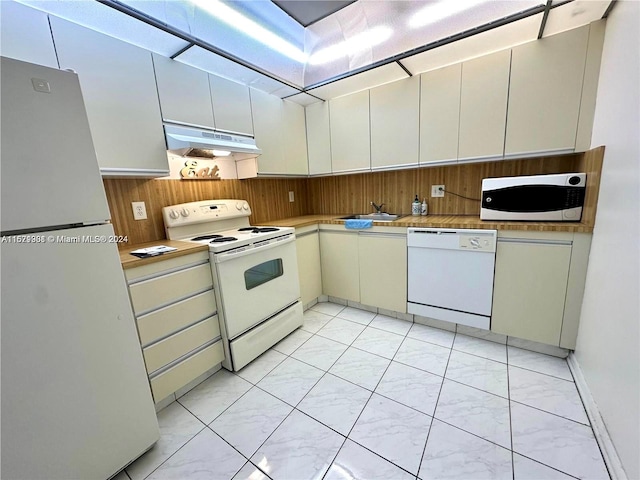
[242,202,249,211]
[236,202,243,210]
[169,210,180,220]
[180,208,190,217]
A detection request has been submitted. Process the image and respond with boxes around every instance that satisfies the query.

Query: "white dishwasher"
[407,228,497,330]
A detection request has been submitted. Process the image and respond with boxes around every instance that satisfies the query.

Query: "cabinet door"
[370,76,420,169]
[420,64,461,165]
[358,233,407,313]
[505,26,589,156]
[250,88,286,174]
[50,18,168,176]
[491,239,571,346]
[329,90,370,173]
[305,101,332,175]
[209,74,254,135]
[296,231,323,306]
[282,100,309,175]
[458,50,510,161]
[0,1,58,68]
[319,231,359,302]
[152,53,215,129]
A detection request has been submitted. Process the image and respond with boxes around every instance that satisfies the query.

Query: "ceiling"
[14,0,613,104]
[272,0,356,27]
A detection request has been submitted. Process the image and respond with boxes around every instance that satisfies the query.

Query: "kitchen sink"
[337,213,401,222]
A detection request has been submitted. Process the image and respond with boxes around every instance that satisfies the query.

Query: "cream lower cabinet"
[125,251,224,404]
[491,232,591,349]
[358,232,407,313]
[319,227,407,312]
[296,227,323,306]
[319,229,360,302]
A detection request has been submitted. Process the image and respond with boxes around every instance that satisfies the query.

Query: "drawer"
[137,290,217,346]
[125,251,209,282]
[129,263,213,315]
[143,316,220,374]
[149,340,224,403]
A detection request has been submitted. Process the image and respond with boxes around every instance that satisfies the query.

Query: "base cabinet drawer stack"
[125,251,224,404]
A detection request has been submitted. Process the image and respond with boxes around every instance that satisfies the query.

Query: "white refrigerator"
[1,57,159,479]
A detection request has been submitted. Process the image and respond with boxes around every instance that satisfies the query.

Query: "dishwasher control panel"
[459,234,495,252]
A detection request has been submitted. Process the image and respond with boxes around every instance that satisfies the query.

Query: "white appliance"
[0,57,159,480]
[481,173,586,221]
[407,228,497,330]
[163,200,303,371]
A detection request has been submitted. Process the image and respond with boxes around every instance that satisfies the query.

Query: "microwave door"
[482,185,585,213]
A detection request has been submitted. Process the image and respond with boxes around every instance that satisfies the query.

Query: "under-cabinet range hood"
[164,124,261,160]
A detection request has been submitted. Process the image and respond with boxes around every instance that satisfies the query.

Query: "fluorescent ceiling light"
[308,26,394,65]
[191,0,307,63]
[212,150,231,157]
[409,0,488,29]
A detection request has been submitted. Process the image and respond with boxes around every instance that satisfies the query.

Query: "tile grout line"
[507,344,516,480]
[415,330,456,479]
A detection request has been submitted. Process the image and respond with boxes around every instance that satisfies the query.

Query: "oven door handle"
[214,234,295,263]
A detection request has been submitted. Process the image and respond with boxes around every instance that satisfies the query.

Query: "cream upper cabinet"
[329,90,371,173]
[370,77,420,170]
[296,228,323,306]
[305,101,332,176]
[282,100,309,175]
[209,75,253,136]
[0,1,58,69]
[491,238,571,346]
[458,50,511,161]
[319,230,360,302]
[505,26,590,157]
[152,54,215,129]
[50,18,168,177]
[358,232,407,313]
[250,88,286,174]
[420,64,461,165]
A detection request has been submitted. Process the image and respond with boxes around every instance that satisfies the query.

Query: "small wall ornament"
[179,160,221,180]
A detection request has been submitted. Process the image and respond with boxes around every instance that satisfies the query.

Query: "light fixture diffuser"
[308,26,394,65]
[409,0,489,29]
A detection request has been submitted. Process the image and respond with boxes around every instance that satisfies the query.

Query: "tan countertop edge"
[119,240,208,269]
[261,214,594,233]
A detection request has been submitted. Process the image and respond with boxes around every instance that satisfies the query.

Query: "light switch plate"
[132,201,147,220]
[288,191,295,202]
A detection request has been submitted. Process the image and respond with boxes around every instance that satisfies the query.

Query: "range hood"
[164,124,261,159]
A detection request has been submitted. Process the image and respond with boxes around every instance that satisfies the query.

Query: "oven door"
[212,235,301,338]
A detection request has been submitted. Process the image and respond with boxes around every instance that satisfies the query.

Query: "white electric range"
[163,199,303,371]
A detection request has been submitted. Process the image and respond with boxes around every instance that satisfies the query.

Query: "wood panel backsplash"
[104,178,309,246]
[105,148,604,246]
[307,154,585,216]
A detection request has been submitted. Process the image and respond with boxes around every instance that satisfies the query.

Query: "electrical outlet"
[131,201,147,220]
[288,191,295,203]
[431,185,445,198]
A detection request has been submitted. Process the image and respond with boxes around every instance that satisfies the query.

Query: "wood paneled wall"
[104,178,309,246]
[307,154,584,216]
[104,148,604,246]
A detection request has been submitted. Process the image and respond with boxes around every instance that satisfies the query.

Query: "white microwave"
[481,173,586,221]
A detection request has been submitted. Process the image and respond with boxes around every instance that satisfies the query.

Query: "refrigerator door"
[1,224,159,480]
[0,57,110,233]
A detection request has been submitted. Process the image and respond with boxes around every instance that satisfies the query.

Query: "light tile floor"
[122,302,610,480]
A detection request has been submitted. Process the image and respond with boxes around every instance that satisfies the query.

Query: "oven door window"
[244,258,284,290]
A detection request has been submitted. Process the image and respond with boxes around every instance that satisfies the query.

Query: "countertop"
[260,214,594,233]
[119,240,208,269]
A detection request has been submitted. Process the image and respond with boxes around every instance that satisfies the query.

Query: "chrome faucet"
[370,201,385,213]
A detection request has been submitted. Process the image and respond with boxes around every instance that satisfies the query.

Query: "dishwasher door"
[407,228,497,329]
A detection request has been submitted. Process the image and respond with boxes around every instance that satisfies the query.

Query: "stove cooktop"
[186,225,292,253]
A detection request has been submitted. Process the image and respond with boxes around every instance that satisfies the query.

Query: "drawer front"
[143,316,221,374]
[125,251,209,282]
[129,263,213,315]
[149,340,224,403]
[137,290,217,346]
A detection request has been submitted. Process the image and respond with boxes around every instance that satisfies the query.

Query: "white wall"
[575,2,640,479]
